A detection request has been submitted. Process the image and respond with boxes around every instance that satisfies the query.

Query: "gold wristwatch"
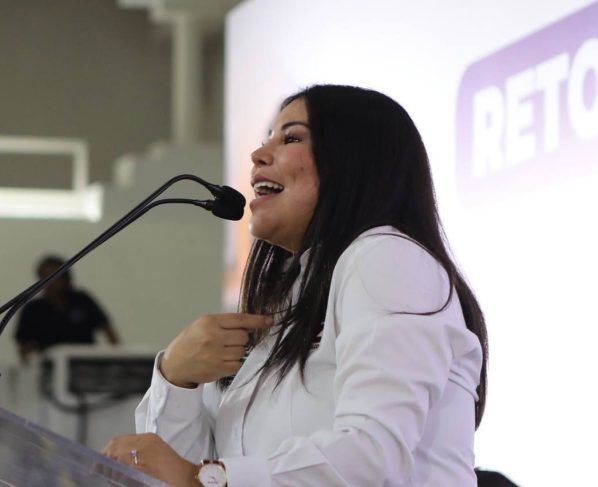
[196,459,227,487]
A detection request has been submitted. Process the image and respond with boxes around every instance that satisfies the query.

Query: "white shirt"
[136,227,483,486]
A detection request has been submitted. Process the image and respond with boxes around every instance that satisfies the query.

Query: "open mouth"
[253,180,284,197]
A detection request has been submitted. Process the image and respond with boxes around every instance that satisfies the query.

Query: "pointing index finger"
[217,313,273,330]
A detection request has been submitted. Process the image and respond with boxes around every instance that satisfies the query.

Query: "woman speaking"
[104,84,488,487]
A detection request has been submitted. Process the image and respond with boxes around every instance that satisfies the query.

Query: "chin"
[249,225,285,251]
[248,219,272,242]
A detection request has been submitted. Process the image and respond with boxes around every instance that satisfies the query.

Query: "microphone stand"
[0,174,244,338]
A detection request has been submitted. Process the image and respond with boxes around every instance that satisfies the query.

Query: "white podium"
[0,405,169,486]
[1,345,158,452]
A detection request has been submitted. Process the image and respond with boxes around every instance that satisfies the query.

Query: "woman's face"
[249,98,319,253]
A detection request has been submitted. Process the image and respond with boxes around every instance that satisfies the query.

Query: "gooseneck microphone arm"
[0,174,245,338]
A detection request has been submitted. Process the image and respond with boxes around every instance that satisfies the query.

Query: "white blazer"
[136,226,483,486]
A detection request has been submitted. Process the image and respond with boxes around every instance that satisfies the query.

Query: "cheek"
[305,169,320,210]
[298,185,319,223]
[295,157,318,187]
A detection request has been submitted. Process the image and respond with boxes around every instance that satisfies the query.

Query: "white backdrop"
[224,1,598,485]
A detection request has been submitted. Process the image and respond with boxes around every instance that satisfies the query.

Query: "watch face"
[198,463,227,486]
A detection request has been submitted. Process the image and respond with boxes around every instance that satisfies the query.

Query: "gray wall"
[0,0,172,188]
[0,0,226,188]
[0,0,230,364]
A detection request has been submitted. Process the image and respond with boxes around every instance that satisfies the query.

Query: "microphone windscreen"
[211,198,244,221]
[219,186,246,209]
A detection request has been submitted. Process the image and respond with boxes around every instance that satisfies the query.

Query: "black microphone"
[206,185,246,221]
[0,174,246,339]
[210,198,245,221]
[197,180,246,220]
[203,183,247,213]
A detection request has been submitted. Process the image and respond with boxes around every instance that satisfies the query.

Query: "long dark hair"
[239,85,488,427]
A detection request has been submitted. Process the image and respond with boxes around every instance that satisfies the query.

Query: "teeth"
[254,181,284,195]
[254,181,284,191]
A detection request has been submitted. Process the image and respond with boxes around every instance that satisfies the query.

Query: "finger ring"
[130,448,139,465]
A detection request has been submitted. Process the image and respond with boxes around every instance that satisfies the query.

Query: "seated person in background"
[14,254,119,362]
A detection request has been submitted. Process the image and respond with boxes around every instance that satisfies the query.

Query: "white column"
[171,13,203,146]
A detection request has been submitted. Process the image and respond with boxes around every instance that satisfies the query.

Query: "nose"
[251,144,273,167]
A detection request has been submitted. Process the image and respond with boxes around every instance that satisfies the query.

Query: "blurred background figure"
[476,468,520,487]
[14,254,119,363]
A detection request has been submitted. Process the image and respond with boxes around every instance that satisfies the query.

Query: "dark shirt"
[476,469,520,487]
[14,290,109,351]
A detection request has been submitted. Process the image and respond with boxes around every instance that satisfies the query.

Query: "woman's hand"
[102,432,196,487]
[160,313,273,388]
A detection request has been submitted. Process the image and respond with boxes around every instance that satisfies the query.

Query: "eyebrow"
[268,121,310,136]
[281,121,309,130]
